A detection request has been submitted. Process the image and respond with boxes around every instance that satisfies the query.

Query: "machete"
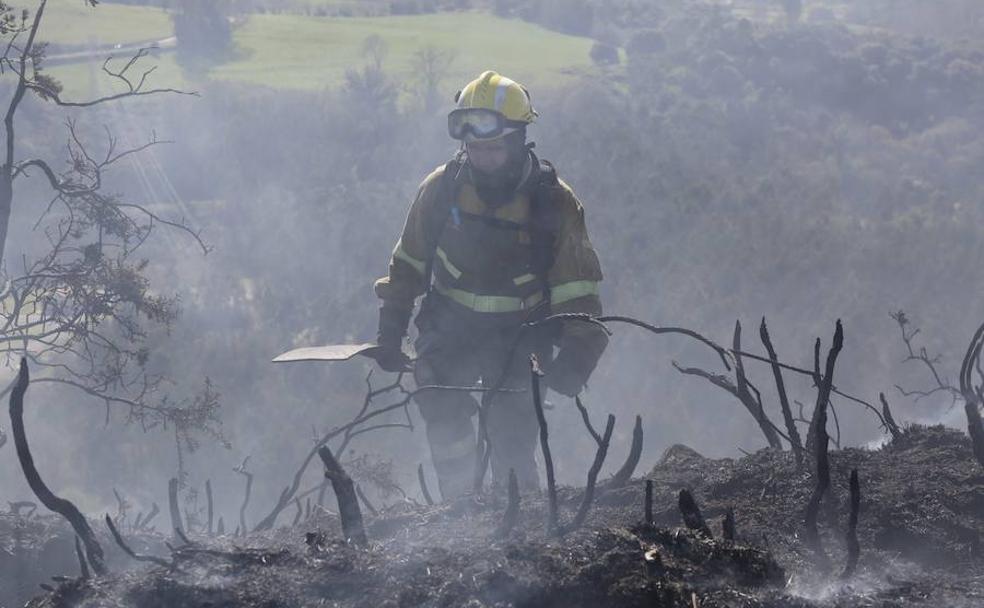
[272,343,412,371]
[273,343,379,363]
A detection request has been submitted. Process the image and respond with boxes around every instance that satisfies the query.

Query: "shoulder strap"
[423,152,562,302]
[423,156,463,294]
[529,153,562,304]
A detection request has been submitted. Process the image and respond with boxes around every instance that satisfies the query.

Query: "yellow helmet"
[449,71,537,141]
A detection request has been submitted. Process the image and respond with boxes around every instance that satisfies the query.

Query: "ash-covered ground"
[6,425,984,608]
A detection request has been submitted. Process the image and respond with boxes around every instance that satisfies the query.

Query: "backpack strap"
[528,153,562,307]
[423,155,464,294]
[423,151,562,303]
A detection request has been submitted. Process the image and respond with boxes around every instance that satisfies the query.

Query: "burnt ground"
[6,424,984,607]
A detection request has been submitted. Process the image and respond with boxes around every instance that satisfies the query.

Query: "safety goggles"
[448,108,527,141]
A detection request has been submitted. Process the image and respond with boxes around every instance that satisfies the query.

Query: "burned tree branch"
[672,360,785,450]
[563,411,616,534]
[530,354,558,534]
[318,445,367,547]
[842,469,861,579]
[879,393,903,441]
[139,503,159,531]
[678,489,712,538]
[255,377,493,530]
[734,321,782,449]
[524,313,731,371]
[574,396,602,444]
[610,415,644,488]
[892,311,962,404]
[168,477,183,540]
[74,536,90,580]
[234,458,253,534]
[645,480,653,524]
[803,320,843,571]
[105,514,169,568]
[958,321,984,468]
[417,463,434,506]
[205,479,214,536]
[9,359,107,574]
[760,317,803,466]
[495,469,521,538]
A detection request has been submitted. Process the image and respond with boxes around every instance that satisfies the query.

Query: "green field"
[214,12,594,90]
[39,0,173,47]
[39,7,596,99]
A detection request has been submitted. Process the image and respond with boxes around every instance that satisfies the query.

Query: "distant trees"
[589,41,619,66]
[173,0,235,69]
[410,45,455,112]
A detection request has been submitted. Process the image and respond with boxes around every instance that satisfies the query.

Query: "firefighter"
[373,71,608,500]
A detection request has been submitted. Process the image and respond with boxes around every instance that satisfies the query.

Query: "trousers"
[412,294,549,500]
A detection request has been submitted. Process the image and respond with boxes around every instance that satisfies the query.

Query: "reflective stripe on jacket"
[375,162,604,319]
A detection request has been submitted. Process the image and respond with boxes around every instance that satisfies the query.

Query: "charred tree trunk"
[879,393,903,441]
[205,479,214,536]
[8,359,107,575]
[733,321,783,450]
[530,355,558,534]
[168,477,183,540]
[318,445,367,547]
[236,465,253,535]
[645,479,653,524]
[564,413,615,534]
[803,320,843,570]
[74,536,90,580]
[806,337,823,454]
[760,318,804,465]
[105,514,169,567]
[958,322,984,468]
[140,503,160,531]
[609,415,643,488]
[678,489,713,538]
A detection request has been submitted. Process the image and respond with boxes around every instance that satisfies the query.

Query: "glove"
[545,348,591,397]
[370,345,412,373]
[374,303,413,373]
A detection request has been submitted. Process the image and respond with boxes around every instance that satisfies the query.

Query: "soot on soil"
[7,425,984,607]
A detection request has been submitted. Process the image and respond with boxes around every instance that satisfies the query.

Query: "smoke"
[2,2,983,544]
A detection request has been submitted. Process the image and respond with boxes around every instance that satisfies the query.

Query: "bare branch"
[609,414,643,488]
[530,354,558,534]
[563,413,615,534]
[760,317,803,466]
[26,46,198,108]
[105,514,169,568]
[9,359,107,574]
[574,396,602,445]
[880,393,903,440]
[318,446,367,547]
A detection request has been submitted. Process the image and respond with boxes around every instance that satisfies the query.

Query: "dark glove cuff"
[377,303,412,347]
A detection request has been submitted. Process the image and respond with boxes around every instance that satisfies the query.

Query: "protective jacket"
[375,152,608,388]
